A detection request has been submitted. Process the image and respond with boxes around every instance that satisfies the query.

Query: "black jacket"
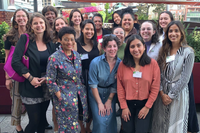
[102,28,111,36]
[12,34,56,98]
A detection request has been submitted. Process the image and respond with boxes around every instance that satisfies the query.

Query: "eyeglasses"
[103,34,117,38]
[114,31,124,35]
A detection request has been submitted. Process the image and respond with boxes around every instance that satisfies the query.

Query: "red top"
[97,34,103,46]
[117,59,160,109]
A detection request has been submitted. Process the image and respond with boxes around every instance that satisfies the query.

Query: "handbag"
[4,33,29,82]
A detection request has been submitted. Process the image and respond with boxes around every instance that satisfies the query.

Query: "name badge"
[166,55,175,63]
[133,71,142,78]
[98,38,103,43]
[81,53,89,60]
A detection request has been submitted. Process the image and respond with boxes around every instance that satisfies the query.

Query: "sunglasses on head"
[103,34,117,38]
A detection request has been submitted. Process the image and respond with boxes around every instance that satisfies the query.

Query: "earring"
[31,29,34,33]
[14,24,18,29]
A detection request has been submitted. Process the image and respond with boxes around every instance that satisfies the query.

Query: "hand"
[30,77,41,88]
[98,102,106,117]
[138,106,149,119]
[38,77,46,85]
[161,94,172,106]
[122,108,131,122]
[104,100,112,116]
[5,79,12,90]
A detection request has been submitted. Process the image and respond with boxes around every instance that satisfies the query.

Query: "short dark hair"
[42,6,58,17]
[120,7,134,23]
[157,11,174,35]
[102,34,120,49]
[123,34,151,67]
[27,13,51,44]
[69,9,83,27]
[139,21,159,44]
[58,27,76,41]
[92,13,103,22]
[77,19,98,46]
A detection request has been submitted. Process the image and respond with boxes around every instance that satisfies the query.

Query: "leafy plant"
[137,14,149,20]
[98,3,113,23]
[0,21,10,63]
[184,23,200,62]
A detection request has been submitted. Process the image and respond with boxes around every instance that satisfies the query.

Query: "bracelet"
[6,78,11,80]
[27,75,31,80]
[28,75,34,82]
[108,97,113,100]
[161,93,165,97]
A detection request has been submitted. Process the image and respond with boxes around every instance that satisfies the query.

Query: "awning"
[70,0,200,5]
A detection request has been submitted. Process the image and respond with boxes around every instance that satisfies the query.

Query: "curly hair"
[27,13,52,44]
[102,34,120,49]
[42,6,58,18]
[139,21,159,44]
[6,9,29,45]
[157,21,188,71]
[52,17,68,43]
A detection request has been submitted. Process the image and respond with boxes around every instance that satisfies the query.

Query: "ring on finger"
[124,115,127,117]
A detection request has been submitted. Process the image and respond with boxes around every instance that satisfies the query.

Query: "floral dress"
[46,49,88,133]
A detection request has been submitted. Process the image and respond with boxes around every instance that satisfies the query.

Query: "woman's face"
[61,33,75,52]
[113,28,124,45]
[31,17,46,34]
[45,11,56,25]
[140,22,155,42]
[113,13,121,25]
[71,11,82,26]
[55,19,67,33]
[129,39,145,61]
[104,40,118,58]
[122,14,134,32]
[159,13,171,30]
[168,24,182,45]
[15,10,28,26]
[82,23,94,40]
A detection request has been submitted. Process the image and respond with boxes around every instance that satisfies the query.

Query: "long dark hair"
[112,10,122,28]
[157,11,174,35]
[139,21,159,44]
[27,13,51,44]
[157,21,188,71]
[6,9,29,45]
[123,34,151,67]
[69,9,83,27]
[77,19,98,46]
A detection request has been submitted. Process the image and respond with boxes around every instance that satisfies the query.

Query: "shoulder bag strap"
[23,33,29,55]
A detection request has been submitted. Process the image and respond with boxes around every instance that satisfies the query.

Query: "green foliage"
[0,21,10,63]
[184,23,200,62]
[98,3,113,23]
[91,3,97,6]
[138,14,149,20]
[152,4,166,18]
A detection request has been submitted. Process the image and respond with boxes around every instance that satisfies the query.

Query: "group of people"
[4,5,199,133]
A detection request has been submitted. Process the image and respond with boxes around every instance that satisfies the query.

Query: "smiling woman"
[11,13,56,133]
[42,6,58,29]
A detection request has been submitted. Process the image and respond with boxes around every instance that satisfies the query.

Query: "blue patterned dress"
[46,49,88,133]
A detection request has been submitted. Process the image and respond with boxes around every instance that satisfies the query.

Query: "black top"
[4,36,15,50]
[77,41,99,71]
[134,23,140,32]
[12,34,56,98]
[102,28,111,36]
[39,49,50,73]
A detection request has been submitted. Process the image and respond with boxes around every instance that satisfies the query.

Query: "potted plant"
[0,21,11,114]
[185,24,200,103]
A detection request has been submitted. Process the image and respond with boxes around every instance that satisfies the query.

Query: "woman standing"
[139,21,162,60]
[121,7,137,42]
[158,12,199,133]
[76,19,100,133]
[152,21,195,133]
[117,35,160,133]
[69,9,83,39]
[12,13,56,133]
[46,27,88,132]
[88,35,121,133]
[4,9,29,133]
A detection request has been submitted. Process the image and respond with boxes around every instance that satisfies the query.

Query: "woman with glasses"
[88,35,121,133]
[4,9,29,133]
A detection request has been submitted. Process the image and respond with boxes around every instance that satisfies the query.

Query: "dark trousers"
[24,100,50,133]
[121,100,152,133]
